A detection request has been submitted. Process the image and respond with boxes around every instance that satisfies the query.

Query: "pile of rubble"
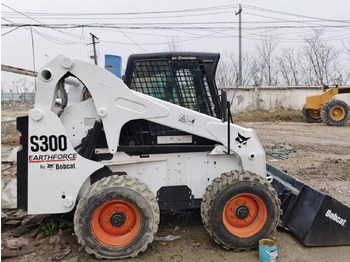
[2,209,76,261]
[1,101,34,111]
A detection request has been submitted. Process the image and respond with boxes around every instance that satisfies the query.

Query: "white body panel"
[27,55,266,214]
[106,151,240,198]
[27,110,103,214]
[60,99,99,148]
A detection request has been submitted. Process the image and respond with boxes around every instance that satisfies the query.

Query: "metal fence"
[1,92,35,102]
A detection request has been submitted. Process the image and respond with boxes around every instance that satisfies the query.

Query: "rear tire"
[302,105,322,123]
[74,175,159,259]
[201,170,280,250]
[321,100,349,126]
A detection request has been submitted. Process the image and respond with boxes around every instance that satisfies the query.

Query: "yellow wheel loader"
[304,86,350,126]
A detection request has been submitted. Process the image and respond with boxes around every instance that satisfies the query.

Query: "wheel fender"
[77,167,127,201]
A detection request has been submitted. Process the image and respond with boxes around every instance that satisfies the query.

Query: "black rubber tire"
[201,170,280,250]
[302,105,322,123]
[321,99,349,126]
[74,175,159,259]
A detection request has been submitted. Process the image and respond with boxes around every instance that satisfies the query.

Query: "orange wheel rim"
[91,200,141,246]
[223,193,267,238]
[331,106,345,121]
[310,109,320,118]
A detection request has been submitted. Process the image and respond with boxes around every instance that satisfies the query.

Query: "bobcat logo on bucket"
[325,209,347,227]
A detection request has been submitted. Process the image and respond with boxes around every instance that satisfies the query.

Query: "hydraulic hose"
[57,79,67,117]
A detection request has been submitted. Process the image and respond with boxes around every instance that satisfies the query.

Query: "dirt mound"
[1,124,19,146]
[297,159,350,182]
[1,101,32,146]
[234,109,303,122]
[1,101,34,111]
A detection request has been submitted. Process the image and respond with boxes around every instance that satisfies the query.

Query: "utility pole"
[236,5,242,86]
[88,33,99,65]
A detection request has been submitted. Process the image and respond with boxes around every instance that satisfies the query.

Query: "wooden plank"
[1,64,37,77]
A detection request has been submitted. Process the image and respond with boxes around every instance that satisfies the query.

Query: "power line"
[4,14,350,25]
[3,3,349,26]
[4,13,350,25]
[98,27,231,46]
[1,17,14,23]
[3,24,349,45]
[1,3,90,43]
[2,16,85,45]
[113,27,148,52]
[3,23,350,30]
[32,28,83,45]
[244,11,323,28]
[2,2,349,40]
[3,19,350,27]
[1,26,20,36]
[0,4,239,16]
[1,21,241,27]
[242,4,350,24]
[3,21,349,44]
[2,3,349,47]
[1,10,236,21]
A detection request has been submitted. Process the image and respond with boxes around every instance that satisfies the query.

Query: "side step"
[267,163,350,246]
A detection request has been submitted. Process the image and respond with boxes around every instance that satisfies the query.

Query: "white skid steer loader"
[17,53,349,259]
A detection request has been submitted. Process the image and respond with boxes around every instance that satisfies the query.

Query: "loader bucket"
[267,164,350,246]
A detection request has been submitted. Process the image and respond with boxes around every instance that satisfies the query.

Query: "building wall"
[2,88,350,112]
[1,92,35,102]
[219,86,350,112]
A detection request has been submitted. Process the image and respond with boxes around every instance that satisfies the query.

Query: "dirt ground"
[1,103,350,262]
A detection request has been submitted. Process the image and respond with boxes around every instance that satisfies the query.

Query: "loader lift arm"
[32,55,266,178]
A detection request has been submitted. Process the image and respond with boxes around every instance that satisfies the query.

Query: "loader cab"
[124,52,221,117]
[119,52,222,153]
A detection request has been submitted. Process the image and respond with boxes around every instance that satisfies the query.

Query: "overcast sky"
[1,0,350,91]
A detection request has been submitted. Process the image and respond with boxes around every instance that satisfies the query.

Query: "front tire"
[321,99,349,126]
[74,175,159,259]
[302,105,322,123]
[201,170,280,250]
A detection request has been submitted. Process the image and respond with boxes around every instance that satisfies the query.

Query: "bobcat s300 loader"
[17,53,350,259]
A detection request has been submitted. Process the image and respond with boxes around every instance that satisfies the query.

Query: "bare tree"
[340,41,350,84]
[12,80,21,93]
[1,81,8,93]
[342,40,350,55]
[29,80,36,93]
[257,35,278,86]
[228,52,260,86]
[216,55,236,87]
[20,78,28,93]
[278,47,303,86]
[279,56,292,86]
[218,31,349,87]
[216,52,260,86]
[302,30,341,85]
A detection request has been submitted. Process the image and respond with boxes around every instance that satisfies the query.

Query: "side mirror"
[221,90,227,122]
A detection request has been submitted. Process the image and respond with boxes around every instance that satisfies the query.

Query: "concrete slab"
[1,177,17,209]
